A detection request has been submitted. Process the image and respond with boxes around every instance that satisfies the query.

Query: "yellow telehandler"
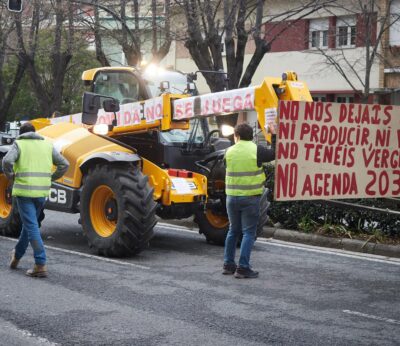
[0,66,312,255]
[0,82,208,256]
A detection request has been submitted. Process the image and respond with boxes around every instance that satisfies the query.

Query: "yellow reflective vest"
[13,139,53,198]
[225,140,265,196]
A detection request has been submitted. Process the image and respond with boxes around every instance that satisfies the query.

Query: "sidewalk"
[164,218,400,259]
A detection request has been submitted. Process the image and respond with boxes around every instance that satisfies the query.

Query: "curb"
[260,227,400,259]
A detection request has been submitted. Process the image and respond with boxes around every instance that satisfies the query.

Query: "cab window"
[93,72,141,104]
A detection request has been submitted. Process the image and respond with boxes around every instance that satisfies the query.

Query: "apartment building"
[382,0,400,104]
[174,0,400,105]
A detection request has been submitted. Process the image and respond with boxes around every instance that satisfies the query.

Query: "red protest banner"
[275,100,399,201]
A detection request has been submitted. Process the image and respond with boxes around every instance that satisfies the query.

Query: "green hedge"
[264,164,400,238]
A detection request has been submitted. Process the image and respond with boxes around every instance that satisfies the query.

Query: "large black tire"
[194,209,229,245]
[257,188,271,236]
[195,155,270,245]
[80,163,157,257]
[195,189,270,245]
[0,173,21,237]
[194,156,229,245]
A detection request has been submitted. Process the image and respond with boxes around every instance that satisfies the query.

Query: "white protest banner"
[50,97,166,127]
[173,87,255,120]
[50,102,142,127]
[144,97,163,123]
[50,113,82,124]
[173,98,195,120]
[275,100,399,201]
[97,102,142,126]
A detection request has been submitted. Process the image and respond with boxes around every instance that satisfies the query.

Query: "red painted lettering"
[299,123,311,140]
[301,175,312,196]
[383,106,393,125]
[339,104,348,123]
[393,170,400,195]
[279,100,291,120]
[325,103,332,122]
[222,98,231,112]
[378,171,389,195]
[155,103,162,118]
[124,111,131,125]
[146,107,154,122]
[185,101,193,117]
[276,163,297,199]
[133,109,140,124]
[243,93,253,109]
[233,96,242,110]
[175,103,183,119]
[212,98,221,113]
[365,170,376,196]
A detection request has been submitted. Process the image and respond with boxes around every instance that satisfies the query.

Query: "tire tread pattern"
[0,199,21,238]
[81,164,157,257]
[195,188,270,246]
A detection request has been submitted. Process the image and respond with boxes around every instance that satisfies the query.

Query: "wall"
[174,0,381,97]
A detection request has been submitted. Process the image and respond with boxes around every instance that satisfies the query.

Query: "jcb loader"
[0,91,208,256]
[72,67,312,245]
[0,67,312,255]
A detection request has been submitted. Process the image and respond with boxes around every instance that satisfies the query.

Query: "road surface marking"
[1,318,58,345]
[157,222,197,232]
[0,236,150,270]
[343,310,400,325]
[256,238,400,266]
[157,223,400,266]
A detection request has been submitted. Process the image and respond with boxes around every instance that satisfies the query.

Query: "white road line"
[157,222,198,232]
[157,223,400,266]
[343,310,400,325]
[1,319,58,345]
[256,238,400,266]
[0,236,150,270]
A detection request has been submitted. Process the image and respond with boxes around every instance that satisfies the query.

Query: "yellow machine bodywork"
[143,158,207,205]
[35,122,207,206]
[37,123,132,188]
[254,72,313,142]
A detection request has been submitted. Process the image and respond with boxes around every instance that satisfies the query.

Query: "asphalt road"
[0,210,400,346]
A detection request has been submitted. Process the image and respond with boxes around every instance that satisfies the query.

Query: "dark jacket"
[257,144,275,167]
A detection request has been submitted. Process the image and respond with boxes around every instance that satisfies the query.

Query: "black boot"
[222,263,237,275]
[234,267,259,279]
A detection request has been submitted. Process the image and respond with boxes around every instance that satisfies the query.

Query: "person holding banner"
[223,123,275,279]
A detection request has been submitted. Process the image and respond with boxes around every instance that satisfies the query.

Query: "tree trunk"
[15,0,75,116]
[94,0,110,66]
[0,54,26,130]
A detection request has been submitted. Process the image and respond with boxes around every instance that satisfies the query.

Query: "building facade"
[173,0,400,105]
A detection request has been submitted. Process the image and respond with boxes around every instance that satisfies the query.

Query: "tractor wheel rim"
[206,179,229,229]
[0,174,12,219]
[205,210,229,228]
[90,185,117,237]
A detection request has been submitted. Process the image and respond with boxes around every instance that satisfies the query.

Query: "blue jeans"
[224,195,261,268]
[14,197,47,265]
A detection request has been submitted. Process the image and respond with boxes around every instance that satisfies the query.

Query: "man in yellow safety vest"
[223,123,275,278]
[2,122,69,277]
